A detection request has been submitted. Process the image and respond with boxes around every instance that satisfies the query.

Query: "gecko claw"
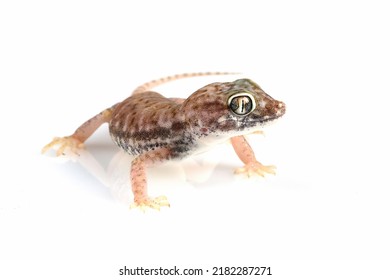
[235,162,276,177]
[41,136,84,156]
[130,196,170,212]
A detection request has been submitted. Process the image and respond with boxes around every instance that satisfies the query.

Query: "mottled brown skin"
[110,92,189,157]
[42,72,286,210]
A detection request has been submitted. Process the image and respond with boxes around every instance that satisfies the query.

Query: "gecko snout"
[276,101,286,117]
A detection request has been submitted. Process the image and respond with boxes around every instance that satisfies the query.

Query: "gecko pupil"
[229,95,253,115]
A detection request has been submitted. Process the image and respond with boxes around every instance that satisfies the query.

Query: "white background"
[1,0,389,279]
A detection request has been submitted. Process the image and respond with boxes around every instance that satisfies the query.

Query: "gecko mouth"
[247,115,281,128]
[260,113,284,124]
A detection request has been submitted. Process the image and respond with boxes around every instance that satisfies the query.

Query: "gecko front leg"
[130,148,171,211]
[231,136,276,177]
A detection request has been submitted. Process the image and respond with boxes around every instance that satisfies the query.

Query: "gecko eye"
[228,93,256,116]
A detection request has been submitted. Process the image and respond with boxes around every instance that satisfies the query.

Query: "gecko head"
[182,79,286,137]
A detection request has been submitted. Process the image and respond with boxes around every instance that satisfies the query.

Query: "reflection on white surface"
[56,139,227,206]
[2,1,390,275]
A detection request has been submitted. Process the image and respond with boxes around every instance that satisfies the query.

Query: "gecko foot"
[130,196,170,212]
[41,136,84,156]
[235,161,276,177]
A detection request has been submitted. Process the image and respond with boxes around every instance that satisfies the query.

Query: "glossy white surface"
[1,0,390,279]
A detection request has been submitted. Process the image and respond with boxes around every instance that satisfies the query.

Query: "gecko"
[42,72,286,210]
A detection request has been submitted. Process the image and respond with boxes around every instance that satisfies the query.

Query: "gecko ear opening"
[227,93,256,116]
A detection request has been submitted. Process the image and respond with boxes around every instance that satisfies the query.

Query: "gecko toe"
[130,196,170,212]
[235,162,276,178]
[42,136,84,157]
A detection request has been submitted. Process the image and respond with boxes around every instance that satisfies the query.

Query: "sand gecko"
[42,72,286,210]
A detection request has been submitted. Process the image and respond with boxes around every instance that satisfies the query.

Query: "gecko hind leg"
[42,107,114,156]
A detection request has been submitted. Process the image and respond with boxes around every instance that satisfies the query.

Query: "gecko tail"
[132,72,241,95]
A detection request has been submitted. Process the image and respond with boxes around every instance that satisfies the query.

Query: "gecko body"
[43,72,286,210]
